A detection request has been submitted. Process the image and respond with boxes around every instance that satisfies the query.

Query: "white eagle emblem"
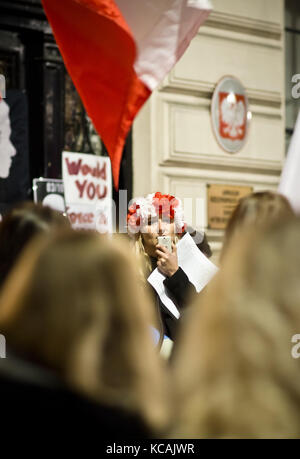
[219,92,246,140]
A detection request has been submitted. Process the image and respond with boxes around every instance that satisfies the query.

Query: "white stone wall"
[133,0,285,263]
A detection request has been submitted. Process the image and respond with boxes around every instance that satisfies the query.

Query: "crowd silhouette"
[0,191,299,440]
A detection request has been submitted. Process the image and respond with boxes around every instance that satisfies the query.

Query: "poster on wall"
[62,151,112,231]
[211,76,251,153]
[0,90,30,217]
[33,178,65,213]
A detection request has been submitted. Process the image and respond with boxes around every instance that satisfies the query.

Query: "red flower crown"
[127,192,186,233]
[152,192,179,220]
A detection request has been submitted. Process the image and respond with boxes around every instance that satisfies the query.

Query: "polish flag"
[42,0,212,188]
[279,110,300,213]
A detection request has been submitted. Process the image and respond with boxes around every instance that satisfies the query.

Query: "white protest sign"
[62,151,112,231]
[33,178,65,213]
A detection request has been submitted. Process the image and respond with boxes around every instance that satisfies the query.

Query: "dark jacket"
[150,229,212,342]
[0,351,151,445]
[150,264,196,342]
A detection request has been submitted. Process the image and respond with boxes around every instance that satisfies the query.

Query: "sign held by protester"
[33,178,65,213]
[62,152,112,231]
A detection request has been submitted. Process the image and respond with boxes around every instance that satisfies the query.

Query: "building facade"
[133,0,286,261]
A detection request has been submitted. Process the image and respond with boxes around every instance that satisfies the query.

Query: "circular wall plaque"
[211,76,251,153]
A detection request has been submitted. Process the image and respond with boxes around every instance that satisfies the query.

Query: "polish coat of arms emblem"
[211,76,250,153]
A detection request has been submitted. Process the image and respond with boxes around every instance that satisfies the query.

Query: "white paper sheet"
[147,232,218,319]
[176,232,219,292]
[148,268,181,319]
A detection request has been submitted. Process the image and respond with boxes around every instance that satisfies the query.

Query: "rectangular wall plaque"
[207,184,253,230]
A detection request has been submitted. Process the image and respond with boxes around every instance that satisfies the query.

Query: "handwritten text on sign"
[63,153,110,204]
[62,152,112,231]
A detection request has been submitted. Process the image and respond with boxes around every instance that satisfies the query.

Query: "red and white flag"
[42,0,212,188]
[279,110,300,213]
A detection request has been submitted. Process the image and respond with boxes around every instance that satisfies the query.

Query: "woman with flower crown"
[127,192,204,345]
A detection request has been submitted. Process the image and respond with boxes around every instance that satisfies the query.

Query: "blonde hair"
[170,217,300,438]
[0,230,168,431]
[221,191,294,260]
[133,234,153,279]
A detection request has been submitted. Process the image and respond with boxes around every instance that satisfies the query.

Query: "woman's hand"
[156,243,178,277]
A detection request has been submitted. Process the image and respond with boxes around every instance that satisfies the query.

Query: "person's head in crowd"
[127,192,211,276]
[0,96,16,179]
[127,192,186,274]
[170,217,300,438]
[0,201,69,288]
[221,191,294,260]
[128,192,185,253]
[0,230,167,430]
